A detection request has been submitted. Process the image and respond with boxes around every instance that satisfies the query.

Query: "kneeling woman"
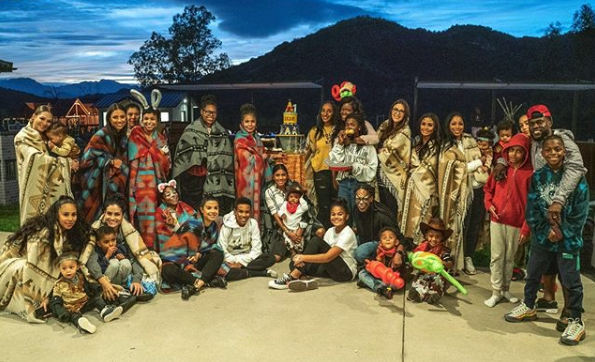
[159,194,226,300]
[269,199,357,291]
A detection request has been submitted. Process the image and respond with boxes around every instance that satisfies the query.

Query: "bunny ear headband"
[158,179,177,193]
[130,89,162,111]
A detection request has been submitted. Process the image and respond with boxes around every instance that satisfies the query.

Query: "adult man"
[172,95,235,213]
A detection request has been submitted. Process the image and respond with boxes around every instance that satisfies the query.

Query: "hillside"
[204,16,592,138]
[0,78,135,99]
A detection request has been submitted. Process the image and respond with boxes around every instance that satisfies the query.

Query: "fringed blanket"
[0,228,76,323]
[128,126,171,251]
[171,118,235,202]
[156,201,197,254]
[78,126,129,223]
[400,139,439,245]
[15,124,72,225]
[437,145,469,271]
[81,217,162,286]
[234,130,271,224]
[377,122,411,223]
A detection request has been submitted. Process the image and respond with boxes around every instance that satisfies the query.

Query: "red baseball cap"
[526,104,551,119]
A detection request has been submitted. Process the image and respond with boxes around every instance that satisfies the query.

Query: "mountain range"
[0,78,135,99]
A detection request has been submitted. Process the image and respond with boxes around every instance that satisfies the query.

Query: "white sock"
[484,293,502,308]
[502,290,519,303]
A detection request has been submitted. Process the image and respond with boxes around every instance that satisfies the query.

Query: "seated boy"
[49,252,123,334]
[407,218,454,304]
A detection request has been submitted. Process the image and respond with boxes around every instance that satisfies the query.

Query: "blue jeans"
[338,178,359,215]
[358,269,385,291]
[524,246,584,318]
[354,241,378,264]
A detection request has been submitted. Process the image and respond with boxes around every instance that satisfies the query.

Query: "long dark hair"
[6,196,91,260]
[442,111,465,151]
[103,193,128,217]
[379,99,410,144]
[105,102,127,143]
[313,100,336,141]
[414,113,441,161]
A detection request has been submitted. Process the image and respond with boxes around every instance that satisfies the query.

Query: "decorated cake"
[277,100,304,152]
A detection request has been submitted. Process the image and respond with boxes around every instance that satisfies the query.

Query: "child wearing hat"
[277,184,310,256]
[407,218,454,304]
[48,252,123,334]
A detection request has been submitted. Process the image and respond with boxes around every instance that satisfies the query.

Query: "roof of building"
[159,82,323,91]
[95,90,186,109]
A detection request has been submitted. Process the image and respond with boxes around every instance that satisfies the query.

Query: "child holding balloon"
[407,218,454,304]
[357,227,405,299]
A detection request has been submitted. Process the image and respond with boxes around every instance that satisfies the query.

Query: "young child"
[504,135,589,346]
[407,218,453,304]
[357,226,405,299]
[483,134,533,307]
[45,122,80,159]
[492,120,515,163]
[94,225,143,288]
[277,184,309,255]
[329,112,378,214]
[476,127,495,171]
[49,252,123,334]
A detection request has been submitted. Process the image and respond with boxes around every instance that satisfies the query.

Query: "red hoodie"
[483,134,533,236]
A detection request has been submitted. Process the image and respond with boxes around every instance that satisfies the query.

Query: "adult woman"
[377,99,412,221]
[172,95,235,213]
[80,195,162,303]
[352,184,405,263]
[79,103,129,223]
[15,106,73,224]
[128,106,171,251]
[305,101,337,229]
[269,199,357,291]
[262,164,325,261]
[439,112,483,272]
[331,96,379,146]
[400,113,441,245]
[0,196,91,322]
[159,196,226,300]
[234,103,270,224]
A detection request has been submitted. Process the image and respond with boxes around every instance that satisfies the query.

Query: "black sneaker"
[408,288,422,303]
[100,305,123,322]
[181,284,198,300]
[207,276,228,289]
[535,298,558,314]
[377,286,394,300]
[427,293,441,304]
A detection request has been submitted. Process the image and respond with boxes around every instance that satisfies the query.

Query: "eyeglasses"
[355,196,371,203]
[203,110,217,116]
[392,109,405,114]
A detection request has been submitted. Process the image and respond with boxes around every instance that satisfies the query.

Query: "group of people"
[0,90,589,346]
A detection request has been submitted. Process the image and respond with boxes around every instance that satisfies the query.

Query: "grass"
[0,203,20,233]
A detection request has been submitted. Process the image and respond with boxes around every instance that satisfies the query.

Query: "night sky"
[0,0,586,83]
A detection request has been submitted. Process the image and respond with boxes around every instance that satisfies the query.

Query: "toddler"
[49,252,123,334]
[357,227,405,299]
[492,120,515,162]
[94,225,143,287]
[476,127,494,171]
[45,122,80,159]
[407,218,453,304]
[277,184,309,255]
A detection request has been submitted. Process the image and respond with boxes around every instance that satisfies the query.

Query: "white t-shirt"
[324,226,358,279]
[277,197,308,231]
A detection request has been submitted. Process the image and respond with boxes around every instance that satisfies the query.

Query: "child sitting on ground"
[45,122,80,159]
[407,218,453,304]
[49,252,123,334]
[277,184,310,255]
[492,120,515,163]
[357,226,405,299]
[504,135,589,346]
[94,225,143,290]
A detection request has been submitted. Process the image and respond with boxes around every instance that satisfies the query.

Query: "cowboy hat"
[419,217,453,240]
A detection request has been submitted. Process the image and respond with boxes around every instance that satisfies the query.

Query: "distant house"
[94,90,190,127]
[65,98,99,133]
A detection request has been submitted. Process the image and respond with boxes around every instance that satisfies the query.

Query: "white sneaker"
[501,291,520,304]
[268,273,293,290]
[77,317,96,334]
[484,294,503,308]
[463,256,477,275]
[288,279,319,292]
[266,269,278,278]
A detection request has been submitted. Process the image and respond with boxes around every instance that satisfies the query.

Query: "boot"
[181,284,198,300]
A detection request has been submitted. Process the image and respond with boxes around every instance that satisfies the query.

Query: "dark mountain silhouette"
[203,16,592,139]
[0,78,136,99]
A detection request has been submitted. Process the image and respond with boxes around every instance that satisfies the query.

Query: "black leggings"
[314,170,335,229]
[294,236,353,282]
[176,171,206,211]
[161,249,224,286]
[226,253,276,281]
